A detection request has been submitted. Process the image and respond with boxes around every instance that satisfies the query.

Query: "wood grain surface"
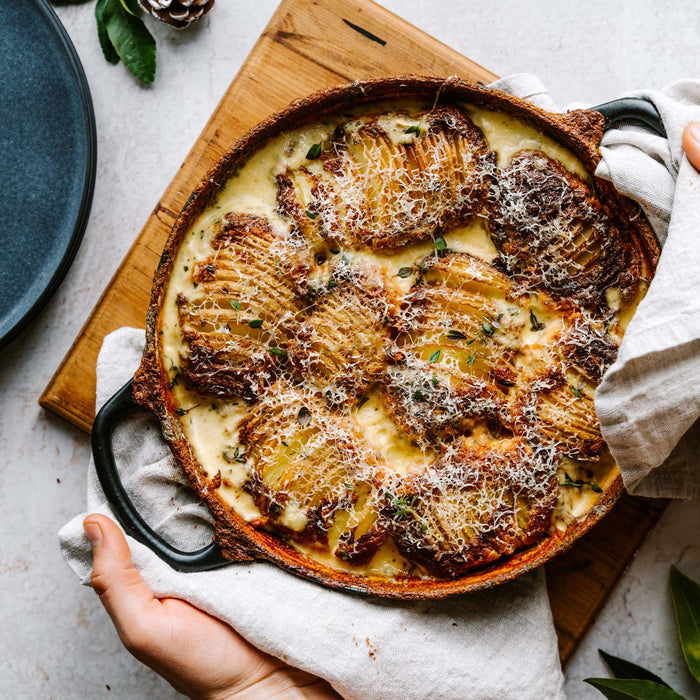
[40,0,668,665]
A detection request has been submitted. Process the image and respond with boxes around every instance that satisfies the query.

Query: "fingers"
[84,514,160,652]
[682,122,700,172]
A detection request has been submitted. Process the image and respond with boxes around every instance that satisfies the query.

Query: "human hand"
[83,514,342,700]
[682,122,700,171]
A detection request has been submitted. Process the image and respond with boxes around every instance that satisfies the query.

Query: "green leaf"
[529,308,545,331]
[230,300,240,311]
[670,565,700,681]
[306,143,322,159]
[95,0,119,64]
[101,0,156,83]
[247,319,263,329]
[599,650,669,686]
[269,346,288,358]
[434,236,447,254]
[572,385,583,399]
[405,125,421,136]
[467,352,476,367]
[119,0,139,15]
[446,329,467,341]
[428,349,440,363]
[584,678,685,700]
[396,266,414,279]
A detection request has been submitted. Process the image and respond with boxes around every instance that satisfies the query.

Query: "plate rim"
[0,0,97,349]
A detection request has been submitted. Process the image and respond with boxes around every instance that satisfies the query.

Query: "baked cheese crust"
[158,102,648,580]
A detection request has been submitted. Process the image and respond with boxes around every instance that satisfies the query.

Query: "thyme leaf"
[306,143,322,159]
[530,309,546,331]
[446,329,467,341]
[434,236,447,256]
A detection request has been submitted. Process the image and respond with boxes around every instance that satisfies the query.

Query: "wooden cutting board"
[40,0,668,665]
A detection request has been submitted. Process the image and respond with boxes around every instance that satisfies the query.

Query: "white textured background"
[1,1,699,698]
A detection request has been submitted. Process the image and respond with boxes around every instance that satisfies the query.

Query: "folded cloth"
[592,81,700,501]
[59,327,566,700]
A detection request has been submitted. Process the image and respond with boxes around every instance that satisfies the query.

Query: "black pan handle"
[591,96,666,137]
[91,379,230,572]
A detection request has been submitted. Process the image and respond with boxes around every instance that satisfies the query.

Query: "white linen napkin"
[59,327,566,700]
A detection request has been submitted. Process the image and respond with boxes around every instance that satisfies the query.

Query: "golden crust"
[288,262,395,405]
[382,362,505,447]
[388,438,558,577]
[277,105,491,251]
[490,150,640,310]
[393,252,523,386]
[239,380,387,563]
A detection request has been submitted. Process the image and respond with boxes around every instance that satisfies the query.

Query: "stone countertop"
[0,1,698,698]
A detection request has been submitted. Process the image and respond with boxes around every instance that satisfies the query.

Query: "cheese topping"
[158,100,647,580]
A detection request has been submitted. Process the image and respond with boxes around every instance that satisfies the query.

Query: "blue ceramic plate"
[0,0,96,348]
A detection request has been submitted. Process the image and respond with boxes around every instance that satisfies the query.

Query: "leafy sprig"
[53,0,157,82]
[96,0,156,83]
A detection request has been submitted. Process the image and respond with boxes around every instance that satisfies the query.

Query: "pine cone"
[138,0,215,29]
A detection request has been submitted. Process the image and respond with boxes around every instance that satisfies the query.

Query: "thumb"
[682,122,700,172]
[84,514,160,648]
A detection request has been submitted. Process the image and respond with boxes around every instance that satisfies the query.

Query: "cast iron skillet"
[92,84,665,582]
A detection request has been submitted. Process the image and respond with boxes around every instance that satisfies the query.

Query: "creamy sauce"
[158,99,646,578]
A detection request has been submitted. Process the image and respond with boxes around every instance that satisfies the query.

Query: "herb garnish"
[431,375,438,386]
[561,473,602,492]
[269,346,288,357]
[434,236,447,256]
[306,143,322,159]
[222,446,247,464]
[481,321,495,336]
[95,0,156,83]
[530,309,545,331]
[230,300,240,311]
[247,319,263,328]
[392,495,417,518]
[428,349,441,363]
[572,385,584,399]
[175,404,199,416]
[405,125,421,136]
[467,352,476,368]
[305,209,317,219]
[396,266,414,279]
[446,329,467,341]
